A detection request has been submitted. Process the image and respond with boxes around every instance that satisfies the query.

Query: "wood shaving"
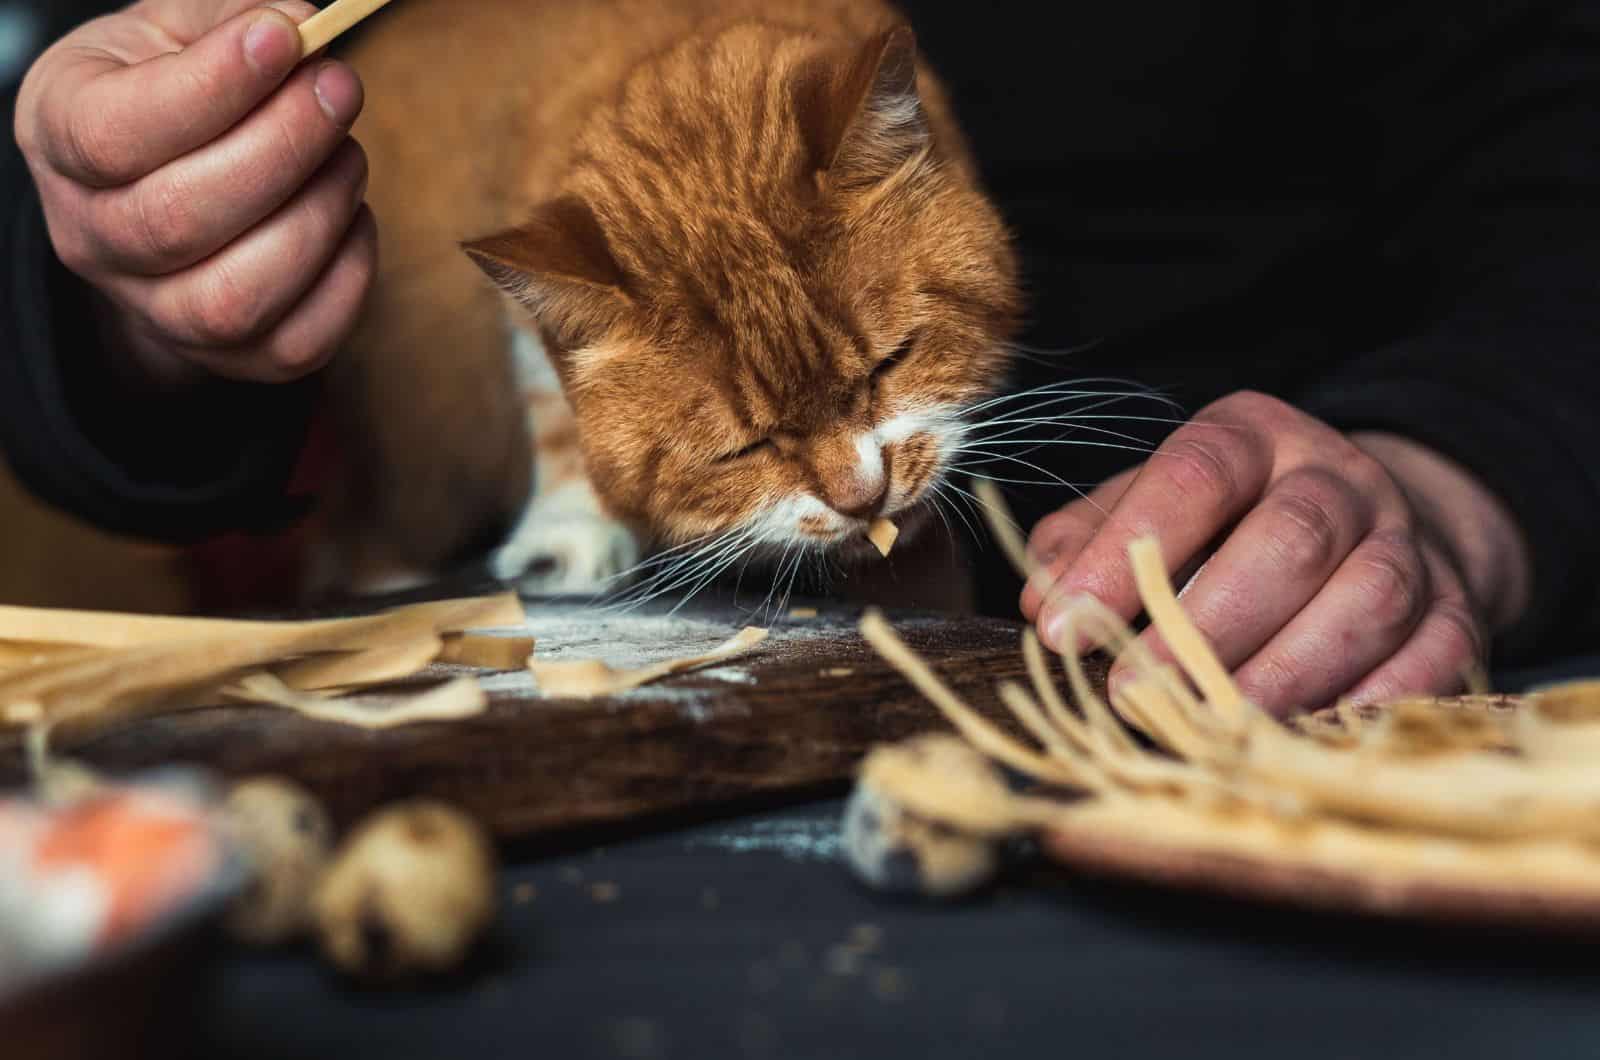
[852,482,1600,905]
[0,593,525,736]
[229,674,487,730]
[437,634,536,670]
[972,481,1032,577]
[528,627,769,699]
[788,608,820,619]
[866,518,899,558]
[274,635,444,692]
[0,594,523,650]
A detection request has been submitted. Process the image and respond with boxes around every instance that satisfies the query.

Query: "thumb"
[36,4,311,187]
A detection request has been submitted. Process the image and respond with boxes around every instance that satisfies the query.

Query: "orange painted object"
[28,793,220,947]
[1,785,226,978]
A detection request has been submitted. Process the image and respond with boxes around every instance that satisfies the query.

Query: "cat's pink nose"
[823,473,888,520]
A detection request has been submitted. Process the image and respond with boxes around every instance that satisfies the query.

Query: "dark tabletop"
[195,655,1600,1060]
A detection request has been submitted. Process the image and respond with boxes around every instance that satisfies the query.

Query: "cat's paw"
[490,486,641,595]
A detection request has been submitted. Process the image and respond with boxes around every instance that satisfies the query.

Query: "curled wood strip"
[528,627,768,700]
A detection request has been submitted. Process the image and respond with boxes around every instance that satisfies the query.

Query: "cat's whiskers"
[602,527,740,592]
[753,539,801,619]
[599,525,761,612]
[959,378,1178,419]
[926,478,982,542]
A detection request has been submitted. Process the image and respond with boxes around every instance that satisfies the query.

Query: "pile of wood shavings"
[0,590,784,744]
[0,594,532,739]
[851,484,1600,905]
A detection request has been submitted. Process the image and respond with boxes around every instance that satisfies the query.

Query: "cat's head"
[465,23,1019,558]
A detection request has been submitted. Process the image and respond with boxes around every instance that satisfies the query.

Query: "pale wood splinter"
[298,0,399,57]
[867,518,899,558]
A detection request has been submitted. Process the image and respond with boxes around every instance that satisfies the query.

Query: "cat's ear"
[462,195,630,349]
[795,25,929,191]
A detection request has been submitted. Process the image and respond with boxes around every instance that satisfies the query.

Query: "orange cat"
[326,0,1020,598]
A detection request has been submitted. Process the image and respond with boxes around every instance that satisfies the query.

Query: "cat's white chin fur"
[491,480,641,594]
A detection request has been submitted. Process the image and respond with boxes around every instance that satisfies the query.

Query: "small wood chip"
[437,634,537,671]
[867,518,899,558]
[787,607,819,619]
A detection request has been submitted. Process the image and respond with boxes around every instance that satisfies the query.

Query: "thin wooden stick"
[972,480,1034,578]
[298,0,398,57]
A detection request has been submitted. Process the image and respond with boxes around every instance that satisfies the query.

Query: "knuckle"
[1258,471,1354,577]
[1430,599,1486,669]
[266,331,337,379]
[61,103,136,185]
[185,264,273,348]
[132,175,204,266]
[1352,534,1428,633]
[1160,434,1246,511]
[48,219,97,277]
[1209,389,1290,425]
[1030,508,1094,554]
[1333,443,1391,494]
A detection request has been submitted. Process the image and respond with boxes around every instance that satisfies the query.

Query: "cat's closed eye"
[716,438,775,464]
[870,337,916,384]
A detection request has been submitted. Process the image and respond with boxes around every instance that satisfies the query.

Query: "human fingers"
[74,58,364,276]
[1334,548,1485,708]
[1018,467,1136,622]
[1033,394,1283,651]
[179,203,379,383]
[1227,529,1436,715]
[1109,465,1375,688]
[112,139,370,358]
[25,4,314,188]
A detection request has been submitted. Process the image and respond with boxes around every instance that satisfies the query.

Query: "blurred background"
[0,0,199,614]
[0,4,38,84]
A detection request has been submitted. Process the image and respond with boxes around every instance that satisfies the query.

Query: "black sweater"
[5,0,1600,662]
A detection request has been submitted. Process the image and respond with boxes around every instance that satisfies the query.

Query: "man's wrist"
[1350,430,1532,635]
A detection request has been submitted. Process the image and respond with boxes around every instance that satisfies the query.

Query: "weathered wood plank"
[0,595,1093,839]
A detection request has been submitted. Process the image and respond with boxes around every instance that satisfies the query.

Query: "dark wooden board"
[0,597,1033,839]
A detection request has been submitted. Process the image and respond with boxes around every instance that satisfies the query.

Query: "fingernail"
[1106,667,1128,701]
[1040,610,1067,653]
[243,13,299,76]
[314,62,364,126]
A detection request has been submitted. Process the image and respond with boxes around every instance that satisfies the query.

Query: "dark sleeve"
[1294,0,1600,663]
[1,81,320,545]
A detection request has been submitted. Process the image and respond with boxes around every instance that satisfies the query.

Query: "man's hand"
[13,0,375,386]
[1019,391,1533,714]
